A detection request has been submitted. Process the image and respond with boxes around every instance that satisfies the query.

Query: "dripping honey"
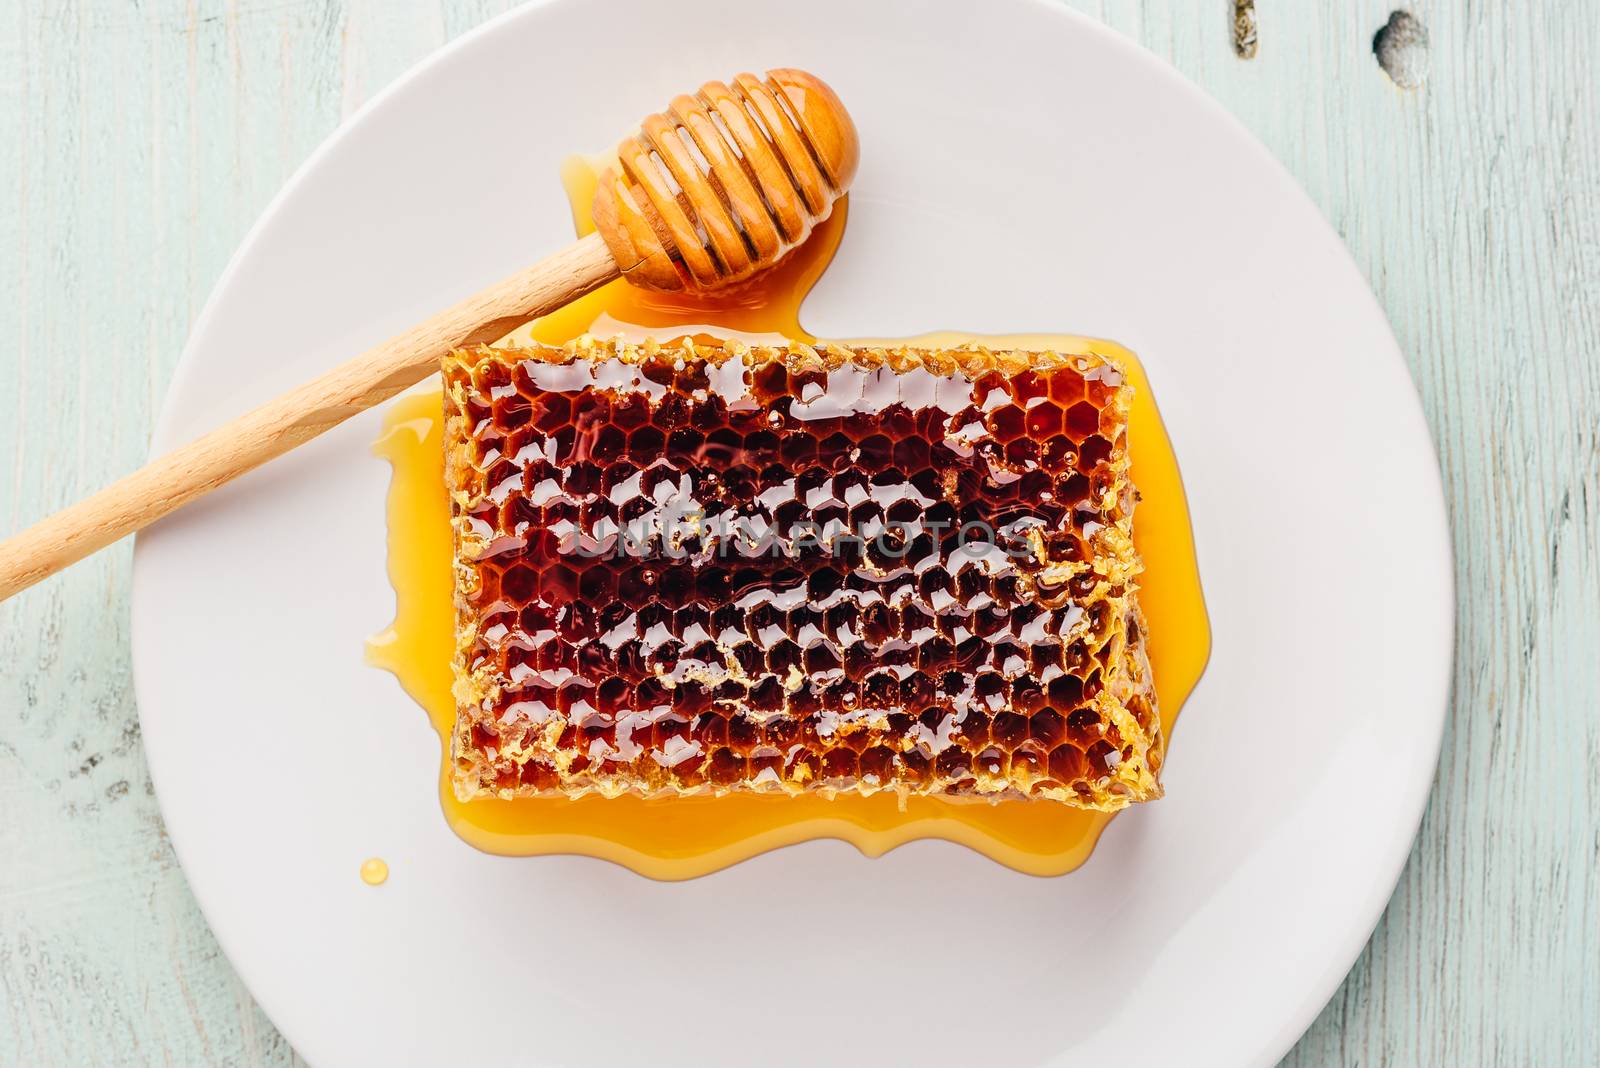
[366,159,1210,879]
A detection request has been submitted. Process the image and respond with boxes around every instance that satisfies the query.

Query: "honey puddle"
[366,159,1210,879]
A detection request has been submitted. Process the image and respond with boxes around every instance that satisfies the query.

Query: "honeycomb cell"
[500,562,537,603]
[707,747,746,785]
[578,566,616,602]
[595,677,632,714]
[1079,434,1113,471]
[899,747,932,786]
[1065,706,1104,748]
[589,424,625,465]
[991,710,1029,748]
[1025,403,1064,441]
[1005,438,1041,469]
[1011,741,1048,781]
[988,405,1026,442]
[627,425,665,460]
[1048,371,1083,403]
[610,391,650,430]
[858,745,895,784]
[1029,707,1068,747]
[442,337,1161,810]
[862,671,898,708]
[935,749,976,787]
[531,394,569,432]
[820,748,858,783]
[652,392,689,429]
[656,565,696,609]
[1063,400,1100,442]
[956,711,991,747]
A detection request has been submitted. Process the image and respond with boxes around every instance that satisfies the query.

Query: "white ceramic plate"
[131,1,1452,1064]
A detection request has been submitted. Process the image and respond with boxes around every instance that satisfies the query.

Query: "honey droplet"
[359,857,389,886]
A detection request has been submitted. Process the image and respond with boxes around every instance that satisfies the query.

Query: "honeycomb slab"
[442,337,1162,810]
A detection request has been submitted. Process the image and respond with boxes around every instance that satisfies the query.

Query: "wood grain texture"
[0,1,1595,1065]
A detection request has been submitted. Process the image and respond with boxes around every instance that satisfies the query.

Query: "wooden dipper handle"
[0,68,857,601]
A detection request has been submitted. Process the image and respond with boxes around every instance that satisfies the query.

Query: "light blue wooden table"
[2,2,1596,1064]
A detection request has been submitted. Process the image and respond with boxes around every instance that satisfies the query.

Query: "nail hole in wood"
[1374,10,1430,89]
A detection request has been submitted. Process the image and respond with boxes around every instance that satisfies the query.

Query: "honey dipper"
[0,69,858,601]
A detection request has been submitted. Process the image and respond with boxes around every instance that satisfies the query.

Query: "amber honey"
[367,159,1210,878]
